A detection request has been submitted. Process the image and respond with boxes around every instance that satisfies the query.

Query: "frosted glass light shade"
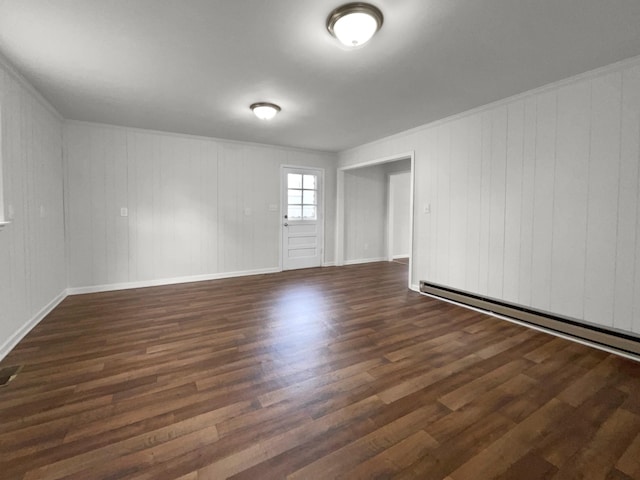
[250,102,281,120]
[333,12,377,46]
[327,3,383,47]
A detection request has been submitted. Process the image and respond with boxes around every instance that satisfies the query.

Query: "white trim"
[339,54,640,161]
[0,290,67,361]
[418,291,640,364]
[322,261,336,267]
[0,221,10,229]
[66,267,281,295]
[343,257,387,265]
[336,151,415,290]
[392,254,410,260]
[340,152,416,171]
[387,174,394,262]
[408,154,415,290]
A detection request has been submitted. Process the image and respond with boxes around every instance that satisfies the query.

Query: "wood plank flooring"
[1,261,640,479]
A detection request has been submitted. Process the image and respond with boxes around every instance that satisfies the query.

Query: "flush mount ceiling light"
[327,2,383,48]
[250,102,281,120]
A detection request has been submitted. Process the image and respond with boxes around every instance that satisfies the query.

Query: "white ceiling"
[1,0,640,152]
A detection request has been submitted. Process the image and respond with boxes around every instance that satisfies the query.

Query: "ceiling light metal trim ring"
[250,102,281,120]
[250,102,281,113]
[326,2,384,40]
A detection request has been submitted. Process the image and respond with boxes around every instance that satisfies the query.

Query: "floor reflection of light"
[266,285,332,392]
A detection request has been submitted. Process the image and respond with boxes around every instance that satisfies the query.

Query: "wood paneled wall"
[0,59,66,356]
[339,57,640,335]
[64,122,337,290]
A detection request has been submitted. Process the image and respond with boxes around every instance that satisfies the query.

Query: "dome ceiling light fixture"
[250,102,281,120]
[326,2,384,48]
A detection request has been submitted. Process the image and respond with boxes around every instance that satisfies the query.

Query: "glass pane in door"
[303,175,316,190]
[302,206,317,220]
[288,173,302,189]
[288,205,302,220]
[302,190,316,205]
[288,189,302,204]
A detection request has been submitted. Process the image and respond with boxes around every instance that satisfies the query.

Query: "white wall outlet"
[120,207,128,217]
[364,242,369,250]
[423,203,431,214]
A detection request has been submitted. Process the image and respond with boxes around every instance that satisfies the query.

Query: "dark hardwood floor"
[1,262,640,479]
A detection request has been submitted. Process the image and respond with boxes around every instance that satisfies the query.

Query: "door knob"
[284,223,289,227]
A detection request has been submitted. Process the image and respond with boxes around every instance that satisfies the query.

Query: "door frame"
[336,151,415,289]
[279,165,326,271]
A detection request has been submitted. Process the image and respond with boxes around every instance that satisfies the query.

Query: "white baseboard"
[66,267,281,295]
[322,262,336,267]
[344,257,387,266]
[410,284,420,292]
[392,254,410,260]
[0,290,68,362]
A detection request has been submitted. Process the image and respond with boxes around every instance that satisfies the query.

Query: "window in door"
[287,173,317,221]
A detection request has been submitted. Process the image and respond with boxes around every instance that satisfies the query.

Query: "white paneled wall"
[390,172,411,258]
[339,57,640,335]
[64,122,337,289]
[0,60,66,356]
[343,165,387,263]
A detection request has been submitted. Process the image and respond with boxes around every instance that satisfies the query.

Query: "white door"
[282,167,323,270]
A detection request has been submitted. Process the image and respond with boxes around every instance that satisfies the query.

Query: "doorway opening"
[336,152,415,289]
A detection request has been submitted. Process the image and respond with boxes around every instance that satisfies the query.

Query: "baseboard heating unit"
[419,280,640,357]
